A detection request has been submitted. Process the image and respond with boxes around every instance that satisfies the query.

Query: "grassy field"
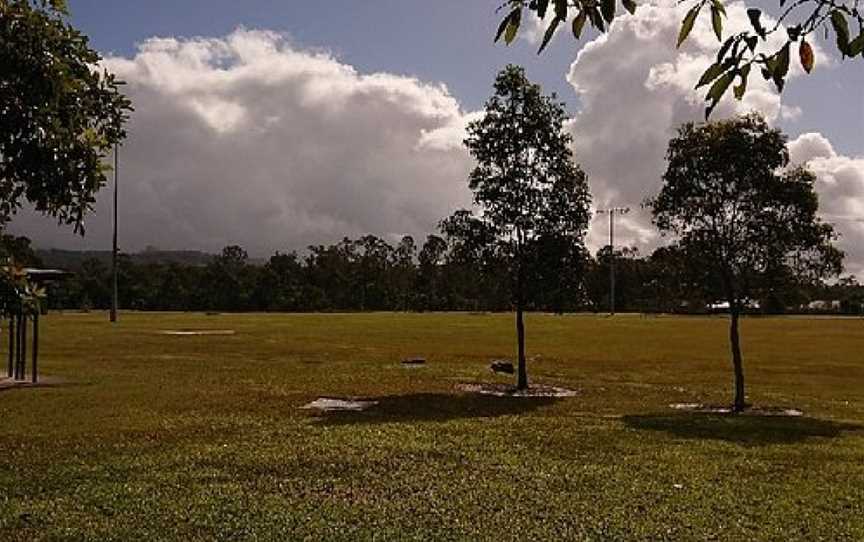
[1,312,863,540]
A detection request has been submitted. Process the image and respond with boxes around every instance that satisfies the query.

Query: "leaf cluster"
[443,65,592,303]
[496,0,863,117]
[496,0,636,53]
[647,113,842,304]
[0,0,132,233]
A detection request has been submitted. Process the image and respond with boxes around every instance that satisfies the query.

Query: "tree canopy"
[0,0,131,234]
[443,65,592,389]
[495,0,863,117]
[648,113,842,411]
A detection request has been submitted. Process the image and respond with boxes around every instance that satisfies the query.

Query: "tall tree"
[444,65,592,389]
[392,236,418,311]
[205,245,252,311]
[416,235,448,311]
[494,0,863,116]
[648,113,842,411]
[0,0,131,232]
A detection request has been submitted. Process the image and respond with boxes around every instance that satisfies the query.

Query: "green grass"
[1,312,863,540]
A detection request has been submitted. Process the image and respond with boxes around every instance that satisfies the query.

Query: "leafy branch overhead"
[0,0,132,233]
[495,0,864,117]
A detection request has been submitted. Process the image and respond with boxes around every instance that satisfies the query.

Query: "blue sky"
[67,0,861,154]
[68,1,581,112]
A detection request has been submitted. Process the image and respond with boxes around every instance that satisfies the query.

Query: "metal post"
[597,206,630,316]
[609,211,615,316]
[6,315,13,378]
[31,311,38,384]
[15,312,23,380]
[110,144,119,323]
[19,312,26,381]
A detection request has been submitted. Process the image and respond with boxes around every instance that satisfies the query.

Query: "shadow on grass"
[311,392,558,426]
[622,412,862,445]
[0,377,82,393]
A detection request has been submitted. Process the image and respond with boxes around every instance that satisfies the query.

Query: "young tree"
[648,113,842,411]
[444,65,592,389]
[494,0,863,116]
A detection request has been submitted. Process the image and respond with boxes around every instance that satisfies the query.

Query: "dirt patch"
[158,329,236,336]
[670,403,804,417]
[302,397,379,412]
[455,382,578,398]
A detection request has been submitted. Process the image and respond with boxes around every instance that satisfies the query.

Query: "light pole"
[596,206,630,315]
[110,144,119,323]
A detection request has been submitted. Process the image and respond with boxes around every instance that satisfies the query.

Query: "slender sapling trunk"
[516,303,527,390]
[729,306,746,412]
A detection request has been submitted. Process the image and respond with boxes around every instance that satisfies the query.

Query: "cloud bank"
[565,0,864,276]
[11,29,473,254]
[11,6,864,277]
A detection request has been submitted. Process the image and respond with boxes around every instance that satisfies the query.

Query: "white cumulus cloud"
[789,133,864,277]
[11,28,474,254]
[563,0,863,279]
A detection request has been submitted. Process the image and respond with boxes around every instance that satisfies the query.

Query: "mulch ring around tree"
[670,403,804,417]
[455,382,578,398]
[157,329,236,336]
[301,397,380,412]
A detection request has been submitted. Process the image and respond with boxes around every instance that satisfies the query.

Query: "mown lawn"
[1,312,863,540]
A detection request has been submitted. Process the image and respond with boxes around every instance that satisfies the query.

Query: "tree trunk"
[516,303,527,390]
[729,307,746,412]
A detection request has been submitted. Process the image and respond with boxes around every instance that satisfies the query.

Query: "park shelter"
[3,268,71,384]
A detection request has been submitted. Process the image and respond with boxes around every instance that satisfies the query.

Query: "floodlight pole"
[597,207,630,315]
[110,144,119,323]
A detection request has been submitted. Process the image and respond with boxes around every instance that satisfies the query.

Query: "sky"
[10,1,864,275]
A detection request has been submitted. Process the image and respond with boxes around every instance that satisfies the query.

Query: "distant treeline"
[4,234,857,314]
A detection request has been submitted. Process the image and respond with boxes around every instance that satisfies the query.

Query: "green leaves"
[572,11,588,39]
[711,6,722,41]
[776,42,790,79]
[601,0,616,24]
[495,8,522,45]
[0,0,131,233]
[831,12,864,58]
[765,42,791,91]
[799,39,814,74]
[554,0,568,20]
[758,42,790,93]
[655,113,841,319]
[849,33,864,57]
[461,65,592,305]
[622,0,637,15]
[505,0,864,112]
[696,62,725,88]
[733,64,750,100]
[746,8,766,39]
[678,5,700,48]
[538,16,562,53]
[705,71,734,118]
[830,10,850,56]
[588,7,606,32]
[535,0,551,19]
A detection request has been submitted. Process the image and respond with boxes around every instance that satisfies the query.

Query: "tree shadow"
[622,412,862,446]
[310,392,558,426]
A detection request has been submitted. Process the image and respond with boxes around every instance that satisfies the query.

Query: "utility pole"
[110,144,119,323]
[596,207,630,315]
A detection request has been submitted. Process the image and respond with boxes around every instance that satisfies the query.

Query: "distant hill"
[36,248,215,271]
